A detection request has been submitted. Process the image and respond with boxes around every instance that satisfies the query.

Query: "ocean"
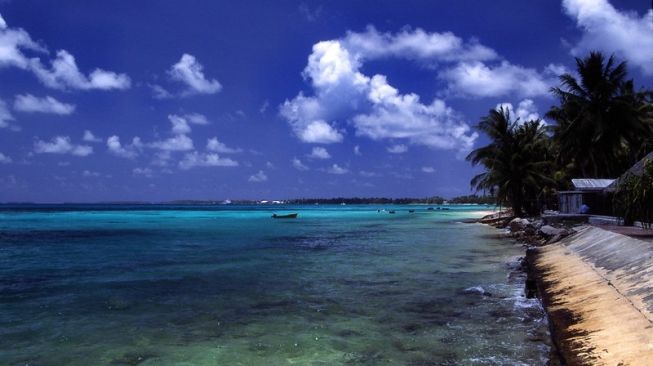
[0,204,549,365]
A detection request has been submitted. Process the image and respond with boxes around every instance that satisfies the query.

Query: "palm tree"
[547,52,653,178]
[467,107,552,217]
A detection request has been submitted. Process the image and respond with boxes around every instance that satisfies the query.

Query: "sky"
[0,0,652,202]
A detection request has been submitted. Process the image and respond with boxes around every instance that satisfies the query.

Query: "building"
[558,178,615,214]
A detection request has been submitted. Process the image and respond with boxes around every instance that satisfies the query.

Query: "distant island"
[1,195,495,206]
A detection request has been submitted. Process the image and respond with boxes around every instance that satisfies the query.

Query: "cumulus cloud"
[107,135,142,158]
[150,84,173,99]
[167,113,209,135]
[169,114,192,134]
[308,146,331,159]
[326,163,348,174]
[563,0,653,75]
[30,50,131,90]
[354,75,477,152]
[0,13,47,69]
[495,99,541,124]
[0,99,15,129]
[14,94,75,115]
[354,145,361,155]
[386,144,408,154]
[83,130,101,143]
[34,136,93,156]
[248,170,268,182]
[280,93,344,144]
[342,26,497,63]
[133,167,153,177]
[0,14,130,90]
[206,137,241,153]
[178,151,238,169]
[0,152,12,163]
[421,166,435,173]
[292,157,309,171]
[439,61,559,98]
[280,29,480,154]
[150,134,194,152]
[184,113,209,125]
[168,54,222,95]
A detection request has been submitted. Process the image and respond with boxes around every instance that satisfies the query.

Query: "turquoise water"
[0,204,549,365]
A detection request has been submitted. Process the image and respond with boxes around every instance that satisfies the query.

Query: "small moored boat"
[272,213,298,219]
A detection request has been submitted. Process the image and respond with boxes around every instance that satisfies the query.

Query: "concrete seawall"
[532,226,653,365]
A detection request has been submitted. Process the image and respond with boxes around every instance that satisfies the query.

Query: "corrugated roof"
[571,178,615,190]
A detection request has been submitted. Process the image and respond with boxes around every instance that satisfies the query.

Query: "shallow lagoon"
[0,205,548,365]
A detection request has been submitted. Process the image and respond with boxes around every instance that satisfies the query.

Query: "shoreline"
[485,213,653,365]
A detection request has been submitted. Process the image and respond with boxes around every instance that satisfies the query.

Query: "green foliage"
[466,107,553,217]
[613,159,653,228]
[546,52,653,178]
[449,195,495,204]
[287,197,446,204]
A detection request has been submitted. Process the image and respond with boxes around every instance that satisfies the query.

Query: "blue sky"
[0,0,652,202]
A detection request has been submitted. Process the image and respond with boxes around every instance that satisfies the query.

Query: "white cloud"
[178,151,238,169]
[326,163,348,174]
[359,170,379,177]
[30,50,130,90]
[107,135,142,158]
[0,15,129,90]
[280,30,480,154]
[354,75,477,153]
[82,170,100,177]
[133,167,153,177]
[0,98,15,129]
[439,61,558,98]
[83,130,101,143]
[184,113,209,125]
[150,134,194,152]
[0,13,47,69]
[342,26,497,63]
[34,136,93,156]
[495,99,541,124]
[299,120,343,144]
[150,84,173,99]
[354,145,361,155]
[563,0,653,75]
[0,152,12,164]
[259,100,269,114]
[14,94,75,115]
[151,151,171,167]
[421,166,435,173]
[169,114,192,134]
[308,146,331,159]
[206,137,241,153]
[248,170,268,182]
[167,113,209,135]
[168,54,222,95]
[292,157,309,171]
[280,93,344,144]
[386,144,408,154]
